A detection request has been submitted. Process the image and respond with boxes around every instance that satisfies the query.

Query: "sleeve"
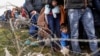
[60,5,66,25]
[24,0,34,13]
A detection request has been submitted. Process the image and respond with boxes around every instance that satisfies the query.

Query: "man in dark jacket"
[24,0,51,14]
[66,0,99,55]
[23,0,50,37]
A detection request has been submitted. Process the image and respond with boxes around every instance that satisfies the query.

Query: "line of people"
[25,0,100,56]
[0,7,30,29]
[0,0,100,56]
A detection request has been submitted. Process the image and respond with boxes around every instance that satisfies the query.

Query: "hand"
[31,10,37,15]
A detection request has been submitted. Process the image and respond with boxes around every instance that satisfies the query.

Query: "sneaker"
[30,42,39,47]
[25,39,31,45]
[60,47,69,56]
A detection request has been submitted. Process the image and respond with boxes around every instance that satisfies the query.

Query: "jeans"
[60,32,69,47]
[47,14,61,38]
[1,15,6,21]
[68,7,98,54]
[31,13,39,24]
[29,25,38,35]
[29,14,39,36]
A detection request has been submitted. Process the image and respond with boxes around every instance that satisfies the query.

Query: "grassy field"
[0,28,63,56]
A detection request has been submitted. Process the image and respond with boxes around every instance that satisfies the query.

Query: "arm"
[23,0,34,13]
[60,5,66,25]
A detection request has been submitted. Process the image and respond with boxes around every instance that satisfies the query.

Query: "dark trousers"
[47,14,61,38]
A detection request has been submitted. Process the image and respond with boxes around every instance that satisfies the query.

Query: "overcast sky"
[0,0,25,16]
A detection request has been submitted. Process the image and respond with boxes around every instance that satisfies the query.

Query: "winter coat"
[21,8,28,18]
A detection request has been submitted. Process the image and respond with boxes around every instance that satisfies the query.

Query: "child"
[60,24,69,55]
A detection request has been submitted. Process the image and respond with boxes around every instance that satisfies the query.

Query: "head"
[12,8,15,11]
[51,0,58,7]
[60,24,68,33]
[20,7,24,10]
[4,11,7,14]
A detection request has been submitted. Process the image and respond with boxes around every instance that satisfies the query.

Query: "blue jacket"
[60,32,69,47]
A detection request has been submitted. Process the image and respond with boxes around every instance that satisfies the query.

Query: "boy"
[60,24,69,55]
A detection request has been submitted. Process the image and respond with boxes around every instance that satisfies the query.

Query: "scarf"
[44,4,60,18]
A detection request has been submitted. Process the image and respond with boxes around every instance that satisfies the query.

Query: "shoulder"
[45,4,50,8]
[59,5,64,8]
[59,5,65,10]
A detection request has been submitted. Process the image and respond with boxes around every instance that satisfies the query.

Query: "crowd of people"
[0,6,29,29]
[0,0,100,56]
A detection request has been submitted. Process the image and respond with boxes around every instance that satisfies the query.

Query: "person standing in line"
[65,0,99,56]
[24,0,51,37]
[42,0,65,37]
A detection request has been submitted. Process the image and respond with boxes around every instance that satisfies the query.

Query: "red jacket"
[21,9,27,18]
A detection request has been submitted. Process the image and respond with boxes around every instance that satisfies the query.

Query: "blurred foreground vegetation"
[0,28,62,56]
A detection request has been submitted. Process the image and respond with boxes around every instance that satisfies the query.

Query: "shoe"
[25,39,31,45]
[60,47,69,56]
[30,42,39,47]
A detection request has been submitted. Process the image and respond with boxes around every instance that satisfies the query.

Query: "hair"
[61,23,67,30]
[49,0,59,9]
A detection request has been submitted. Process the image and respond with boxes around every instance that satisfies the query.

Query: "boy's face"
[61,28,68,33]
